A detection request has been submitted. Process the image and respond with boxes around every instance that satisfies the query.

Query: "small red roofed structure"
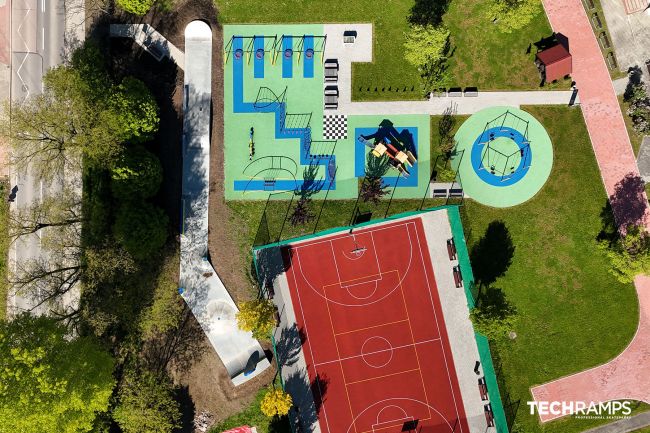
[535,44,572,83]
[221,426,256,433]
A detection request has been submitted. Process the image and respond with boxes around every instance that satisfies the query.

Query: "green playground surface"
[451,106,553,208]
[223,24,431,201]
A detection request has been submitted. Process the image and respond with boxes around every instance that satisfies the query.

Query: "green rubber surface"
[451,106,553,207]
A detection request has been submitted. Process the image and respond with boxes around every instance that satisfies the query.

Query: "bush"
[598,224,650,283]
[111,146,163,199]
[470,287,517,341]
[113,201,168,260]
[108,77,160,143]
[260,388,293,418]
[625,84,650,133]
[115,0,155,15]
[236,299,276,341]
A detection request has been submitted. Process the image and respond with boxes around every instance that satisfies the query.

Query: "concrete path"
[601,0,650,72]
[323,23,577,116]
[179,21,269,385]
[530,0,650,422]
[110,24,184,69]
[581,411,650,433]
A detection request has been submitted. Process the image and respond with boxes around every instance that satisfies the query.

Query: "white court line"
[293,222,414,307]
[314,337,441,367]
[412,222,465,433]
[290,221,414,251]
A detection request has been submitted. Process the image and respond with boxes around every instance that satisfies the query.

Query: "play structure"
[224,34,327,69]
[451,106,553,208]
[475,110,531,183]
[359,120,418,178]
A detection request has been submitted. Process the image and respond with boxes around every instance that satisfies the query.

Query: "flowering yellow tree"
[236,299,276,340]
[260,388,293,417]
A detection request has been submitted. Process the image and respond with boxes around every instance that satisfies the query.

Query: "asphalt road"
[8,0,82,316]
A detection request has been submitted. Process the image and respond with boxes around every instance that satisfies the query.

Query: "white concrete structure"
[110,23,185,69]
[180,20,269,385]
[322,23,577,116]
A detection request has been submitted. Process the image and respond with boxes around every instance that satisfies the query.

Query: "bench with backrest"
[446,238,457,261]
[453,265,463,288]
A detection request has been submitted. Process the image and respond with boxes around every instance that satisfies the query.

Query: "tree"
[486,0,541,33]
[113,201,168,260]
[360,153,390,204]
[404,24,451,92]
[470,287,517,340]
[113,368,181,433]
[115,0,155,15]
[0,314,114,433]
[598,224,650,283]
[236,298,276,340]
[108,77,160,144]
[111,146,163,199]
[260,388,293,418]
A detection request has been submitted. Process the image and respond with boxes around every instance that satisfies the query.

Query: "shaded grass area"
[619,95,645,156]
[225,106,645,432]
[0,181,8,320]
[462,106,642,433]
[214,0,559,101]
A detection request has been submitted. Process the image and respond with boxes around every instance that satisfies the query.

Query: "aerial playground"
[222,24,431,201]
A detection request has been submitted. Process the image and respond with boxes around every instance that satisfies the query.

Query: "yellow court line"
[398,269,433,421]
[322,285,359,433]
[334,318,409,336]
[321,269,397,290]
[345,368,421,386]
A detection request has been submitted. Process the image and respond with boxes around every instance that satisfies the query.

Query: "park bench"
[484,404,495,427]
[324,59,339,82]
[607,52,618,70]
[446,238,457,261]
[324,86,339,110]
[478,377,489,401]
[453,265,463,288]
[592,13,603,29]
[464,87,478,97]
[598,32,610,49]
[448,87,463,97]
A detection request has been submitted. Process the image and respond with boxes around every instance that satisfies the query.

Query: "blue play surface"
[470,126,532,187]
[354,127,419,187]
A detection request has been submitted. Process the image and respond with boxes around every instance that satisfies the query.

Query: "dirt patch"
[103,0,272,427]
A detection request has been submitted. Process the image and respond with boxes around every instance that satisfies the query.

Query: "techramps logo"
[528,401,633,420]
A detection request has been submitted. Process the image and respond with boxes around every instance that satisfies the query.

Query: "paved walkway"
[582,410,650,433]
[110,24,185,69]
[531,0,650,422]
[602,0,650,72]
[179,21,269,386]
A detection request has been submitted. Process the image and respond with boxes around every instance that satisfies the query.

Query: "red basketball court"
[282,218,470,433]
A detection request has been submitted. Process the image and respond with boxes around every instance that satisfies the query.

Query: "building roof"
[536,44,571,65]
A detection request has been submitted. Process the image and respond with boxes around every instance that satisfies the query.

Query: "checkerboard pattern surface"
[323,115,348,140]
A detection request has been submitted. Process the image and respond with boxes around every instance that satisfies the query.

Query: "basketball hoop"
[350,234,367,258]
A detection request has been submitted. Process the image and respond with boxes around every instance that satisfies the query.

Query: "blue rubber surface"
[282,36,293,78]
[254,36,264,79]
[303,35,314,78]
[470,126,532,187]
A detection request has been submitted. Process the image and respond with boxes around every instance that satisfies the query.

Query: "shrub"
[113,202,168,260]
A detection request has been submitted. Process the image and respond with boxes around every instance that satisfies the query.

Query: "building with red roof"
[536,44,572,83]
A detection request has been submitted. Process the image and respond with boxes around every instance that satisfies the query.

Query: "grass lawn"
[215,0,560,101]
[619,95,645,156]
[224,105,645,432]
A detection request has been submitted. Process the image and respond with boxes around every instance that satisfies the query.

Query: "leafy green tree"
[470,287,517,340]
[109,77,160,144]
[113,369,181,433]
[0,314,114,433]
[115,0,155,15]
[404,24,451,92]
[111,146,163,199]
[236,299,276,340]
[486,0,541,33]
[113,201,168,261]
[598,224,650,283]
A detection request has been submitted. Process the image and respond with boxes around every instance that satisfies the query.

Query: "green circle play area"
[451,106,553,207]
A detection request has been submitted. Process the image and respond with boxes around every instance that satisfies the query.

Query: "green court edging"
[476,333,509,433]
[446,206,476,309]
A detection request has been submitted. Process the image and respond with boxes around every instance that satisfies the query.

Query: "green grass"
[0,181,8,320]
[225,105,646,433]
[215,0,561,100]
[619,95,645,156]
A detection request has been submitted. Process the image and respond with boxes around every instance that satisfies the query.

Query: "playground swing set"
[224,34,327,65]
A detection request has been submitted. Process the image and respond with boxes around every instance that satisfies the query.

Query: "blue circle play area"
[452,106,553,208]
[471,125,531,187]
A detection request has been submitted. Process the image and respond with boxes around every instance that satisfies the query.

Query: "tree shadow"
[476,287,516,315]
[597,200,618,244]
[175,385,196,433]
[407,0,451,26]
[608,172,648,230]
[274,324,307,368]
[284,369,330,433]
[624,65,644,101]
[469,221,515,288]
[254,246,293,296]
